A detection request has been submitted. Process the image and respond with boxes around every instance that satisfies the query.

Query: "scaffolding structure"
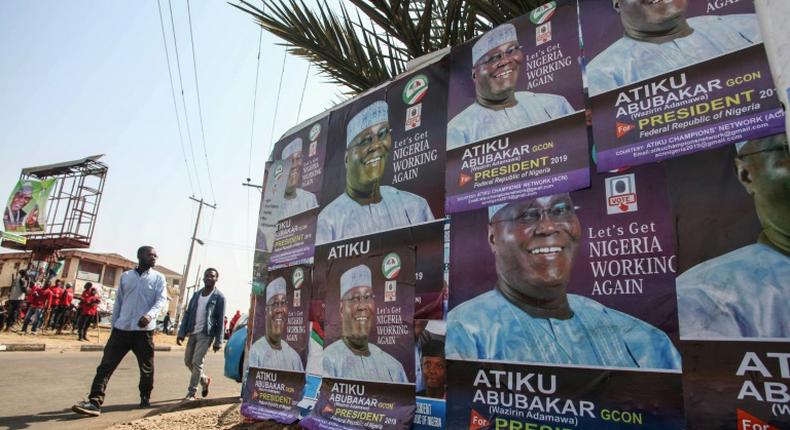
[1,154,108,260]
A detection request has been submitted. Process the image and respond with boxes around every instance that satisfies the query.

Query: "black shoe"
[201,376,211,398]
[72,401,101,417]
[139,396,150,409]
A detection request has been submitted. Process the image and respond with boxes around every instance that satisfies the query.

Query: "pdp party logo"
[529,1,557,25]
[381,252,401,280]
[292,267,305,289]
[309,123,321,141]
[403,74,429,105]
[273,163,284,181]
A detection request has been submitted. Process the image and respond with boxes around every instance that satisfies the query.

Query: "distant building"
[0,250,182,318]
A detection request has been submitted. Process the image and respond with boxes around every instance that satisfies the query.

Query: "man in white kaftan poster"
[446,23,574,150]
[248,277,304,371]
[316,101,434,244]
[446,194,682,369]
[323,264,409,383]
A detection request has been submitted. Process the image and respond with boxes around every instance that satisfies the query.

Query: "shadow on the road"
[0,399,179,430]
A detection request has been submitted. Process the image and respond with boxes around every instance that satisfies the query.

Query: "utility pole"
[174,196,216,330]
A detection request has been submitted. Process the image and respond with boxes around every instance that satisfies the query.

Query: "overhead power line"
[155,0,196,197]
[186,0,217,204]
[167,0,204,199]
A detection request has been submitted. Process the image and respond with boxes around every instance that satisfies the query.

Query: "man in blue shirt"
[446,195,681,369]
[677,135,790,338]
[72,246,168,417]
[177,268,225,400]
[587,0,761,96]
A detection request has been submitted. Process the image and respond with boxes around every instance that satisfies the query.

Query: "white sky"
[0,0,344,314]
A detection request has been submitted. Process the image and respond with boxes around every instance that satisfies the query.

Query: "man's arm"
[112,277,124,325]
[177,295,192,339]
[213,295,226,349]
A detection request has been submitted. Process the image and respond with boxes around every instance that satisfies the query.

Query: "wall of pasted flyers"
[242,0,789,428]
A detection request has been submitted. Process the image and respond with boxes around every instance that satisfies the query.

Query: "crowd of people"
[1,269,102,340]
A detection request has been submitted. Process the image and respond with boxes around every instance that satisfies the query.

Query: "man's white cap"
[734,141,748,154]
[266,277,286,303]
[488,203,508,221]
[20,181,34,195]
[346,101,388,148]
[472,24,518,66]
[340,264,372,299]
[281,137,303,160]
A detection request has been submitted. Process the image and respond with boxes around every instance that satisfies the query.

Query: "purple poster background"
[580,0,756,61]
[447,0,584,118]
[592,45,785,171]
[301,378,416,430]
[681,340,790,429]
[270,208,317,269]
[271,115,329,201]
[321,243,416,383]
[445,112,590,213]
[447,360,685,429]
[449,163,680,338]
[385,59,448,219]
[241,367,306,424]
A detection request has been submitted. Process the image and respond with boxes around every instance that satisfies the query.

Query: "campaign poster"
[302,228,417,429]
[3,178,56,233]
[256,159,290,253]
[242,265,312,423]
[445,0,589,214]
[666,138,790,428]
[414,320,446,430]
[270,208,318,270]
[446,163,685,427]
[315,63,446,246]
[582,0,785,171]
[270,115,329,221]
[411,221,446,320]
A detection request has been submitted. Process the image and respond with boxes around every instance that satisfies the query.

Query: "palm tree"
[231,0,551,95]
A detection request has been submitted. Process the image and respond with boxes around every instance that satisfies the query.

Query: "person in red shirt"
[77,283,100,342]
[227,310,241,335]
[20,281,50,334]
[56,283,74,334]
[46,280,63,331]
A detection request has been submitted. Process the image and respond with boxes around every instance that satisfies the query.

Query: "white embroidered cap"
[472,24,518,66]
[346,101,388,148]
[340,264,372,299]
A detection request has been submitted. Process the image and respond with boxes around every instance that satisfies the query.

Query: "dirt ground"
[0,324,181,348]
[108,404,303,430]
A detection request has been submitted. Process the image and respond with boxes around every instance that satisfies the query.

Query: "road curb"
[143,395,240,418]
[77,345,175,352]
[0,343,46,352]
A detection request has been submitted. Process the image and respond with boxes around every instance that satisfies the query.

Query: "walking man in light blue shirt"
[72,246,168,417]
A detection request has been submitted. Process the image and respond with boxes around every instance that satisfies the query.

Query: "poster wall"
[445,0,589,213]
[582,0,785,171]
[3,178,56,233]
[239,1,789,428]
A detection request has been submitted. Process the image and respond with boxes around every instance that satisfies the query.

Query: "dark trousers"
[88,329,155,407]
[78,315,93,340]
[5,300,23,329]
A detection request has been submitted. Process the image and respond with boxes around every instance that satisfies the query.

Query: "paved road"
[0,350,241,430]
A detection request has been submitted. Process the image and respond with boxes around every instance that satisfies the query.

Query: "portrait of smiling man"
[587,0,761,96]
[279,137,318,220]
[316,100,434,244]
[3,181,34,230]
[446,194,681,369]
[323,264,408,383]
[248,276,304,372]
[446,23,574,150]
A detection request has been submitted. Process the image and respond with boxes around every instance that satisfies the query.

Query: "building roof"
[0,249,181,279]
